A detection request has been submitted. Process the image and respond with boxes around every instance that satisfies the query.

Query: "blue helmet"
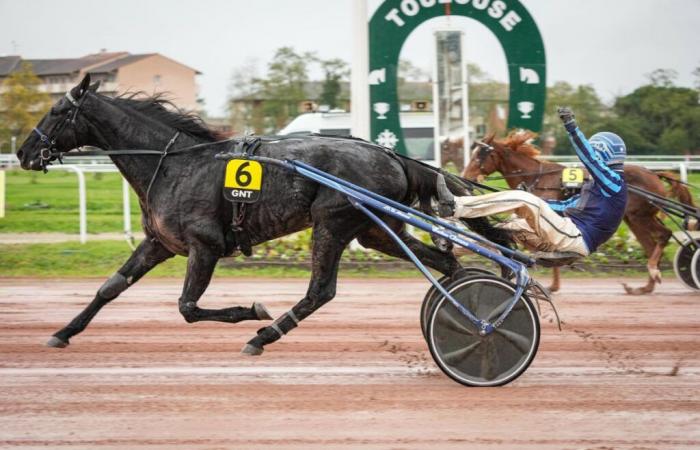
[590,132,626,165]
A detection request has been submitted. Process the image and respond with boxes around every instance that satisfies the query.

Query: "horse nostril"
[17,149,24,160]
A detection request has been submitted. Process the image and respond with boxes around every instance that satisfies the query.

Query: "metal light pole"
[351,0,370,140]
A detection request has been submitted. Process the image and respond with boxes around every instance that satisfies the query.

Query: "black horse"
[16,74,510,355]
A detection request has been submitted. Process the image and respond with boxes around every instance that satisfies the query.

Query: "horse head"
[462,131,542,182]
[462,133,500,181]
[16,74,102,171]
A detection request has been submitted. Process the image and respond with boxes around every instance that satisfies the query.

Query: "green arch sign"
[369,0,546,155]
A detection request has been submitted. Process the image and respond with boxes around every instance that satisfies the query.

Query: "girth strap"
[224,136,262,257]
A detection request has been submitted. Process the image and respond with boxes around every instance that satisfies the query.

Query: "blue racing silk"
[546,126,627,252]
[547,194,580,213]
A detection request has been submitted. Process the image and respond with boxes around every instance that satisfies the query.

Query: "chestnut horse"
[462,131,694,295]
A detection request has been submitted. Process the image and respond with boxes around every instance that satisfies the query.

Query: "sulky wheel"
[673,240,700,290]
[420,267,496,340]
[690,247,700,290]
[426,275,540,387]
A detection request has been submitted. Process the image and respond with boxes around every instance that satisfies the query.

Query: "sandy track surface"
[0,277,698,449]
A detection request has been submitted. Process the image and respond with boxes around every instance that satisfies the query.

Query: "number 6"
[236,161,252,187]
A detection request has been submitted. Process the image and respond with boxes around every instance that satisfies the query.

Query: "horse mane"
[492,130,541,158]
[109,92,224,141]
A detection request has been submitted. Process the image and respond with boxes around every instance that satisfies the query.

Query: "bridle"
[472,140,563,192]
[32,91,85,172]
[29,90,185,224]
[473,141,495,173]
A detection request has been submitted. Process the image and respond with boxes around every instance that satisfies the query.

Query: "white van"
[278,112,437,162]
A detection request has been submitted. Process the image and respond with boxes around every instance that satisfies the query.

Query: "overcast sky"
[1,0,698,116]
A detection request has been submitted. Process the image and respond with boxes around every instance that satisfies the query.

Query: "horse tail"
[656,171,695,206]
[401,158,468,213]
[401,158,513,248]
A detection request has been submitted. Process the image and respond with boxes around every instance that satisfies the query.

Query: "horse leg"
[357,224,463,277]
[622,216,670,295]
[47,238,174,348]
[549,267,561,293]
[241,218,364,356]
[177,242,271,324]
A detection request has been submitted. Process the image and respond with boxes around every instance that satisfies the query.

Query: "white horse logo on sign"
[519,67,540,84]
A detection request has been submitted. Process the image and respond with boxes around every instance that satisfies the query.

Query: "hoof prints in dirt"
[573,328,646,375]
[378,340,436,376]
[572,328,685,377]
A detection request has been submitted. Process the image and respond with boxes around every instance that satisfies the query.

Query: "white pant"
[454,190,590,256]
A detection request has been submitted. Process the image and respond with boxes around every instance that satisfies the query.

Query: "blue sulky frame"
[221,154,536,336]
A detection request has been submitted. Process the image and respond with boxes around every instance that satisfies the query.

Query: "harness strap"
[224,136,262,257]
[143,132,180,232]
[65,91,80,107]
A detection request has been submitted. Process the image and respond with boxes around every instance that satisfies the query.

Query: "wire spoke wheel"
[427,275,540,387]
[673,241,700,290]
[420,267,495,340]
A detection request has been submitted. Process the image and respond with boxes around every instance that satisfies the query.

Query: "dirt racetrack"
[1,277,698,449]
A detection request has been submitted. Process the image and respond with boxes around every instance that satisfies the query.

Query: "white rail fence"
[0,154,132,245]
[1,153,700,244]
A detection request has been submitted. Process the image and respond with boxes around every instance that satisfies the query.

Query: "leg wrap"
[269,311,299,338]
[97,273,129,300]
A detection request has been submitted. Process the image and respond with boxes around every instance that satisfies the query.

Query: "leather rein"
[32,91,238,171]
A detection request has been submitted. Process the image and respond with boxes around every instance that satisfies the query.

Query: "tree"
[0,62,51,152]
[542,81,606,154]
[228,57,261,100]
[646,68,678,88]
[462,63,509,135]
[602,82,700,155]
[398,59,430,83]
[693,64,700,90]
[258,47,316,131]
[318,58,348,110]
[227,58,263,133]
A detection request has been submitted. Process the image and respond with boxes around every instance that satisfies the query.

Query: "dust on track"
[0,277,698,449]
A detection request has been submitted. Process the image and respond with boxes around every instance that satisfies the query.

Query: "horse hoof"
[46,336,69,348]
[241,344,264,356]
[253,302,272,320]
[622,283,652,295]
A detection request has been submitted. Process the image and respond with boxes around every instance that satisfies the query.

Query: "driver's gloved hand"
[557,106,577,132]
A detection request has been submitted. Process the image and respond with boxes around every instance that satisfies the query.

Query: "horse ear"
[88,80,101,92]
[484,132,496,144]
[70,73,91,98]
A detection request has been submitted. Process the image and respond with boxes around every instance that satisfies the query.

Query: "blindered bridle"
[473,140,563,192]
[473,141,495,173]
[30,90,189,170]
[29,90,251,223]
[32,91,85,172]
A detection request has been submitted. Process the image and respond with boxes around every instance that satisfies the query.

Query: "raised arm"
[558,107,623,196]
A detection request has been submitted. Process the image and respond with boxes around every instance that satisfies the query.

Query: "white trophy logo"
[517,101,534,119]
[373,102,390,120]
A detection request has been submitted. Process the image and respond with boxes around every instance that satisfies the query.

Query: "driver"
[437,107,627,256]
